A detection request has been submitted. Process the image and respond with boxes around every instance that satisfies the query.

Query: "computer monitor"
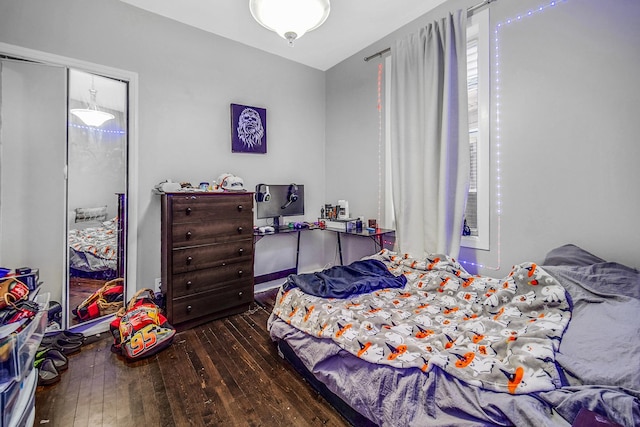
[255,184,304,228]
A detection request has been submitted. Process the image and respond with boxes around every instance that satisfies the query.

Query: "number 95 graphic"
[129,324,158,356]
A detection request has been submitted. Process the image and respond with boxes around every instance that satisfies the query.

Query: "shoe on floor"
[35,348,68,372]
[38,338,82,356]
[37,358,60,386]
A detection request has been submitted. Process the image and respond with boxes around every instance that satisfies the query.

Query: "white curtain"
[390,10,469,259]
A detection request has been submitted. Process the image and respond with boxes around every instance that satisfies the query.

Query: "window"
[461,8,490,250]
[383,9,490,250]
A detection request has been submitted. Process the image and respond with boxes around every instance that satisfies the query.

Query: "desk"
[253,226,395,284]
[325,227,394,266]
[253,227,303,284]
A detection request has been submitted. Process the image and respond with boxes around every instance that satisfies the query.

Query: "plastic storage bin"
[0,293,49,383]
[0,366,36,427]
[0,293,48,427]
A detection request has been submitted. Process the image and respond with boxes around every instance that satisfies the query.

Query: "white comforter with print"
[270,249,571,394]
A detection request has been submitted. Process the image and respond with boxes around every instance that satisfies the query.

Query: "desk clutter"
[319,200,372,233]
[254,221,319,234]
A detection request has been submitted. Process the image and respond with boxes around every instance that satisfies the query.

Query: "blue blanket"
[283,259,407,298]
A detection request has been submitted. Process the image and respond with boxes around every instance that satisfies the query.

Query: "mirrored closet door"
[0,51,130,331]
[0,58,67,307]
[67,70,128,328]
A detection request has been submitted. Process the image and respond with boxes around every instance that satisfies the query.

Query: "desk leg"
[295,231,301,274]
[337,232,343,265]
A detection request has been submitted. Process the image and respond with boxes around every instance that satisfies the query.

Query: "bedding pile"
[68,218,118,272]
[270,249,571,394]
[269,245,640,426]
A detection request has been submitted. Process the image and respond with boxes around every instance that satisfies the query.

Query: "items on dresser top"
[161,192,255,330]
[154,174,247,195]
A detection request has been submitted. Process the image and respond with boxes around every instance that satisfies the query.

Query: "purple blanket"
[283,259,407,298]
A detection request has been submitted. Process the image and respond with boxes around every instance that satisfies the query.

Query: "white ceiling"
[120,0,447,71]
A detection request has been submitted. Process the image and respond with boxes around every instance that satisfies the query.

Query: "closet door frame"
[0,41,139,332]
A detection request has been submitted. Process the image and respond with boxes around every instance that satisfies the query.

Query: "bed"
[267,244,640,426]
[68,217,119,279]
[68,194,126,280]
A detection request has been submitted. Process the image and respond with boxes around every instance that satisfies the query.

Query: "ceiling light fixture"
[249,0,330,47]
[70,82,115,127]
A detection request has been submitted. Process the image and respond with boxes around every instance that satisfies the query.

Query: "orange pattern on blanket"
[335,323,352,338]
[415,326,435,339]
[386,343,407,360]
[357,341,372,357]
[427,257,441,270]
[505,366,525,394]
[279,290,291,305]
[472,333,485,344]
[455,352,475,368]
[303,305,315,322]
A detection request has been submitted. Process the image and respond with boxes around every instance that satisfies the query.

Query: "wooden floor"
[34,290,350,427]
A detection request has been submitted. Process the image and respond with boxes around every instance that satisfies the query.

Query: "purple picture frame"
[231,103,267,154]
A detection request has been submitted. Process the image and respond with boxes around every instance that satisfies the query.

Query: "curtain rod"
[363,0,496,62]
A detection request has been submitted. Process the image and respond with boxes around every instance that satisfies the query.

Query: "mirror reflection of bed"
[67,194,126,326]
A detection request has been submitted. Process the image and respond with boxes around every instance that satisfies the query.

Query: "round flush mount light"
[249,0,331,47]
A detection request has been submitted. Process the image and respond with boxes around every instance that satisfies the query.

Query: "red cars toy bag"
[110,288,175,360]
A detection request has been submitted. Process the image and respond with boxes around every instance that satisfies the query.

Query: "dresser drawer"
[171,281,253,325]
[171,217,253,246]
[171,260,253,298]
[171,194,253,222]
[172,240,253,274]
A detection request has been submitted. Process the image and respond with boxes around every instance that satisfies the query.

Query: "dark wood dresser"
[161,192,254,330]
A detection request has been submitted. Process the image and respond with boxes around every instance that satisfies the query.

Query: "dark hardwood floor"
[34,289,350,427]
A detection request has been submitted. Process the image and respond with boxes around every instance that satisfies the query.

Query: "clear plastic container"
[0,293,49,384]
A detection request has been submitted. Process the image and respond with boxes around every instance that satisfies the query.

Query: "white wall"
[326,0,640,275]
[0,0,328,291]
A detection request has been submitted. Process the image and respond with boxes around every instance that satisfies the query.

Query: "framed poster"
[230,103,267,154]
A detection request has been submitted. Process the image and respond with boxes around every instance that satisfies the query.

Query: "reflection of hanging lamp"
[250,0,330,47]
[70,82,114,127]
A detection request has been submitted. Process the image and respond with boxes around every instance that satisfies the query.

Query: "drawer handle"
[186,256,193,265]
[186,305,192,313]
[238,248,244,255]
[238,291,243,298]
[237,226,243,233]
[237,205,243,211]
[185,207,192,215]
[186,231,192,240]
[238,270,243,277]
[186,280,192,289]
